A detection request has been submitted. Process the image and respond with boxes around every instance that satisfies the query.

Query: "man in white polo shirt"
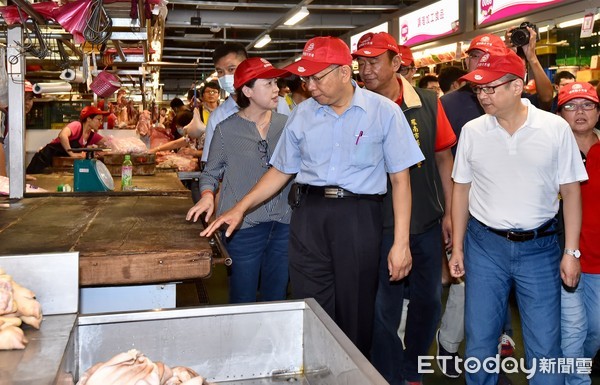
[449,47,587,385]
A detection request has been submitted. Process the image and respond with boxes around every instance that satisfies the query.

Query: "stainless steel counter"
[0,314,77,385]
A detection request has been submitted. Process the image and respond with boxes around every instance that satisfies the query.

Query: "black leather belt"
[299,184,383,201]
[473,217,557,242]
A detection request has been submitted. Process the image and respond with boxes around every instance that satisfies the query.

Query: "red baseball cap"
[80,105,109,120]
[398,45,414,66]
[466,33,505,54]
[524,79,536,93]
[558,82,600,107]
[283,36,352,76]
[352,32,399,58]
[460,48,525,85]
[233,57,289,90]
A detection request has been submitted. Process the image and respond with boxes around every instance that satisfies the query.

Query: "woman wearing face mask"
[26,106,109,174]
[186,57,292,303]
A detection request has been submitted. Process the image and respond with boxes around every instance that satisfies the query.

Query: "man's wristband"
[201,190,214,197]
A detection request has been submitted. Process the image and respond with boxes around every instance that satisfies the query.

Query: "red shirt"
[50,121,104,147]
[580,139,600,274]
[395,78,457,152]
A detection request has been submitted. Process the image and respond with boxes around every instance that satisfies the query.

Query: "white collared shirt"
[452,99,588,230]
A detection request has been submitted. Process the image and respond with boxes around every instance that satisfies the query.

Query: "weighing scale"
[72,148,114,192]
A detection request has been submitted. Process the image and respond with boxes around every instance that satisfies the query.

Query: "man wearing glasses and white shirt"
[449,47,587,385]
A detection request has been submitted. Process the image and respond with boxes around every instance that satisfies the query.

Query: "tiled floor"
[178,265,600,385]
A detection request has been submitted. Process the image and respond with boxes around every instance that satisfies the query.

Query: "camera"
[510,22,539,47]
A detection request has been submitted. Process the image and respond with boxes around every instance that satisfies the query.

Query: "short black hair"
[175,110,193,127]
[418,75,439,89]
[200,81,220,95]
[235,79,258,109]
[170,97,184,109]
[212,43,247,65]
[286,75,303,93]
[277,78,288,89]
[553,70,576,86]
[438,66,467,93]
[187,89,197,101]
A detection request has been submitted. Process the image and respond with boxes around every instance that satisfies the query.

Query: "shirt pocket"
[351,133,383,169]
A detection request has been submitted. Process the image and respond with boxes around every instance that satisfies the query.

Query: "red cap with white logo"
[283,36,352,76]
[460,48,525,85]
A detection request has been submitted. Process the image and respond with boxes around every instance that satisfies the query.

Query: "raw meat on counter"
[155,152,199,172]
[0,317,27,350]
[77,349,215,385]
[104,136,149,154]
[0,268,43,350]
[0,176,48,195]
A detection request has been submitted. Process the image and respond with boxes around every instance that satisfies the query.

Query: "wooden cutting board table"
[0,195,215,286]
[25,171,190,196]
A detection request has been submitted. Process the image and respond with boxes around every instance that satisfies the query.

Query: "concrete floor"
[179,264,600,385]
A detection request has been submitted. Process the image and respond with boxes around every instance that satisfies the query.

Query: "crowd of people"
[2,22,599,385]
[184,25,599,385]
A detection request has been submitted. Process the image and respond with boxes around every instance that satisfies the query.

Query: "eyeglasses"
[204,90,219,95]
[561,102,598,112]
[399,66,415,76]
[300,66,340,84]
[471,79,515,95]
[258,139,271,168]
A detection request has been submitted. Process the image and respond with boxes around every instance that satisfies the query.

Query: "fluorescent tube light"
[538,25,550,34]
[254,34,272,48]
[284,6,310,26]
[558,18,583,29]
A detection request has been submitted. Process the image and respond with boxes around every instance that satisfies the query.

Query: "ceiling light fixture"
[254,34,272,48]
[557,18,584,29]
[537,25,551,34]
[284,6,310,26]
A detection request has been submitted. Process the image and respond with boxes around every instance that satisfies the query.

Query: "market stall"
[25,170,189,196]
[0,195,216,286]
[0,254,388,385]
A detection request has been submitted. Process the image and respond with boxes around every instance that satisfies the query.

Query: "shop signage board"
[580,8,596,38]
[397,0,460,46]
[477,0,566,26]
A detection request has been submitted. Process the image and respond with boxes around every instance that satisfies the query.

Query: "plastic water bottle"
[121,154,133,191]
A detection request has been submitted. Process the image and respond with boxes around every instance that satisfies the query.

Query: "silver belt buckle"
[324,187,344,198]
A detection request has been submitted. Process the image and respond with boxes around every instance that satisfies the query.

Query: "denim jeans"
[464,217,563,385]
[562,273,600,385]
[439,271,513,353]
[371,223,442,384]
[222,221,289,303]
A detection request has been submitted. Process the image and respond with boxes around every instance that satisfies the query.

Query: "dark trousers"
[288,193,382,356]
[371,223,443,384]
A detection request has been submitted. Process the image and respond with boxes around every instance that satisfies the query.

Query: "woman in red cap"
[558,82,600,385]
[26,106,109,174]
[186,57,292,303]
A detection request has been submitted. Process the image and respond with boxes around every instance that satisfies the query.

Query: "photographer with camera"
[506,22,554,111]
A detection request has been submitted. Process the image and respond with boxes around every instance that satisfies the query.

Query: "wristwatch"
[564,249,581,259]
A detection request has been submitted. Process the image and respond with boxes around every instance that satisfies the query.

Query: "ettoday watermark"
[418,355,593,379]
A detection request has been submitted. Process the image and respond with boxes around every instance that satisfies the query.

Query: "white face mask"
[218,74,235,95]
